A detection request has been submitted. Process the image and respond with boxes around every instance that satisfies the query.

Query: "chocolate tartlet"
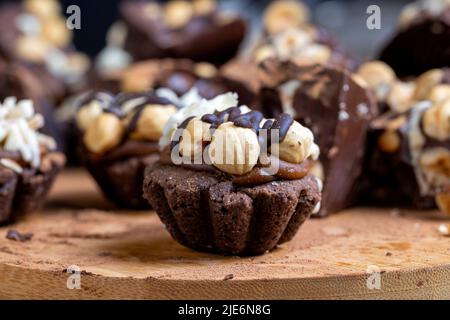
[380,0,450,77]
[75,88,204,208]
[0,97,65,224]
[94,58,257,108]
[119,0,246,66]
[258,59,377,216]
[357,61,450,213]
[0,0,90,103]
[143,93,321,255]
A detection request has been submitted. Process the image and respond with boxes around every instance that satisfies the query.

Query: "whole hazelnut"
[273,28,313,61]
[278,121,317,163]
[422,99,450,141]
[254,45,277,64]
[83,113,124,155]
[194,62,218,79]
[263,0,310,35]
[208,122,260,175]
[357,61,396,101]
[178,117,212,157]
[24,0,61,18]
[386,81,416,113]
[414,69,444,101]
[164,0,194,29]
[15,36,50,63]
[378,130,401,153]
[41,17,72,48]
[193,0,217,16]
[131,105,177,142]
[293,44,331,67]
[428,85,450,103]
[419,147,450,188]
[76,100,103,132]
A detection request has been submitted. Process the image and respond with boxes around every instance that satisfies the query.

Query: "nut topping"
[164,0,194,29]
[422,98,450,141]
[130,104,177,142]
[357,61,396,101]
[263,0,310,35]
[208,122,260,175]
[83,113,124,155]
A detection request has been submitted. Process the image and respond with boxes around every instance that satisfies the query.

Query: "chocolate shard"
[380,2,450,77]
[143,162,320,256]
[258,59,378,216]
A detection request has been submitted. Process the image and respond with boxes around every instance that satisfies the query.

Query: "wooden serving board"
[0,169,449,300]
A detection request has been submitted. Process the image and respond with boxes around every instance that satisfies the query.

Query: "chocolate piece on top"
[380,0,450,77]
[258,59,377,216]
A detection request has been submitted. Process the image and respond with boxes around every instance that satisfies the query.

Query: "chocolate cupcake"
[0,97,65,224]
[75,88,204,208]
[91,58,257,107]
[0,0,90,103]
[380,0,450,77]
[143,93,321,255]
[357,61,450,212]
[258,59,377,216]
[119,0,246,66]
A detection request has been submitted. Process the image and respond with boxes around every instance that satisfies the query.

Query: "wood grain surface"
[0,169,449,299]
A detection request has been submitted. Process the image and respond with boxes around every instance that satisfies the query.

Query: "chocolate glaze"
[258,60,378,216]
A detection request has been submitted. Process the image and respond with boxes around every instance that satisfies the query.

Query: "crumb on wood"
[223,274,234,281]
[6,230,33,242]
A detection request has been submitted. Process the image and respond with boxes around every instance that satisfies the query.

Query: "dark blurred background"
[0,0,415,59]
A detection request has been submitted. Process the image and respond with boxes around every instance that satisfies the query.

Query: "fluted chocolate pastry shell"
[0,152,65,225]
[84,153,159,209]
[143,163,321,256]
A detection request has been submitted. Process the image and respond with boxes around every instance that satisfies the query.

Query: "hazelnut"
[130,104,177,142]
[273,28,313,61]
[164,0,194,29]
[178,117,212,157]
[15,36,50,63]
[83,113,124,155]
[24,0,61,18]
[278,121,317,163]
[194,62,218,78]
[414,69,444,101]
[422,99,450,141]
[428,84,450,103]
[121,62,158,92]
[263,0,310,35]
[398,4,420,28]
[208,122,260,175]
[76,100,104,132]
[254,45,277,63]
[193,0,216,16]
[143,2,162,18]
[419,148,450,188]
[293,44,331,67]
[41,17,72,47]
[436,191,450,216]
[386,81,416,113]
[357,61,396,101]
[378,130,401,153]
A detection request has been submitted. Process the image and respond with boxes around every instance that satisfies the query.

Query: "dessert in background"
[0,55,59,141]
[116,0,246,66]
[59,58,256,165]
[223,0,356,101]
[75,88,203,208]
[380,0,450,77]
[357,61,450,214]
[0,97,65,224]
[258,59,377,216]
[0,0,90,103]
[143,92,321,255]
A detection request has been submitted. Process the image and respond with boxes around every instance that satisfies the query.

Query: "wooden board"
[0,169,450,300]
